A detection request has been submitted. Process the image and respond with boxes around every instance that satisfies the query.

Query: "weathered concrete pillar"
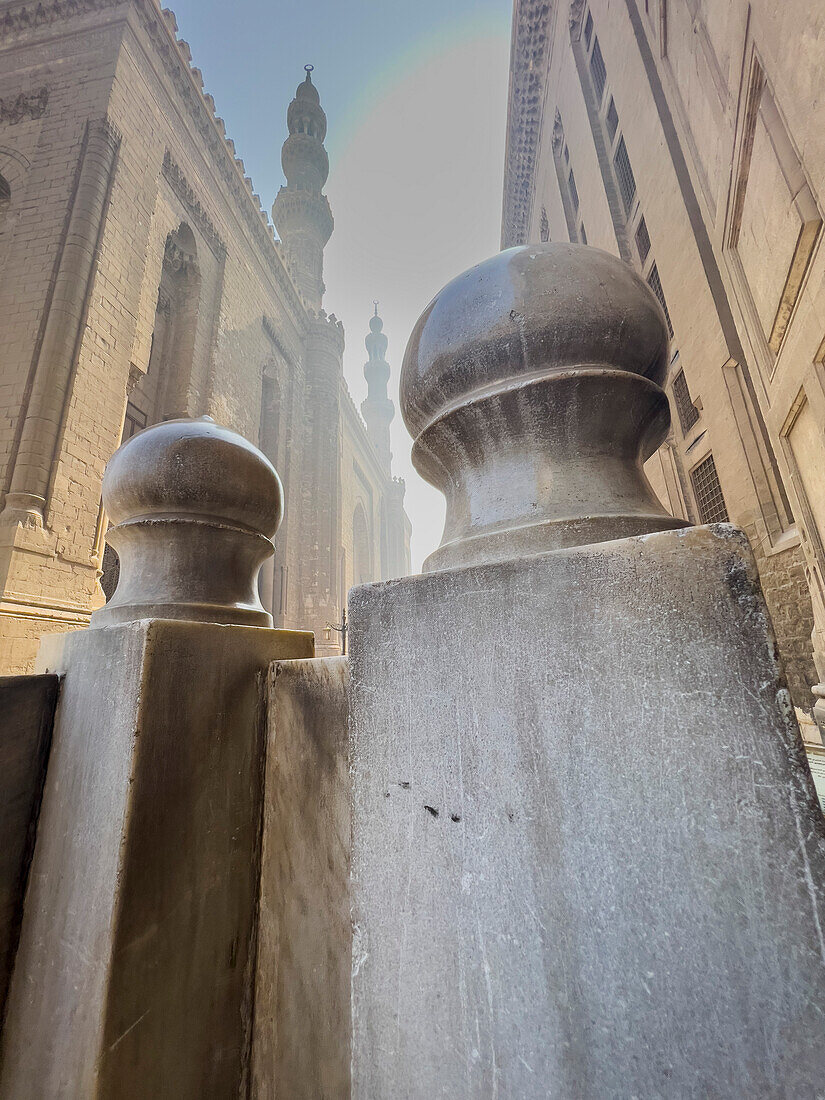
[349,244,825,1097]
[253,656,351,1100]
[0,417,312,1098]
[0,118,121,529]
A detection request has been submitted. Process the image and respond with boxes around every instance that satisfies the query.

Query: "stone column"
[0,417,313,1098]
[349,244,825,1097]
[1,118,121,529]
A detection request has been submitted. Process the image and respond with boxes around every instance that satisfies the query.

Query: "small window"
[568,169,579,212]
[671,368,700,434]
[584,11,594,48]
[580,223,588,245]
[635,217,651,263]
[613,135,637,214]
[606,98,619,141]
[647,263,674,338]
[590,38,608,102]
[123,400,147,441]
[691,454,729,524]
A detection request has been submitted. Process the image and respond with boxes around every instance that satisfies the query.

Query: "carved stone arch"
[0,147,29,238]
[0,145,31,192]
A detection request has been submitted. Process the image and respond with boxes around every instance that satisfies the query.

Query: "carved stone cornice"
[128,2,307,315]
[162,151,226,261]
[501,0,555,249]
[0,0,118,35]
[0,86,48,124]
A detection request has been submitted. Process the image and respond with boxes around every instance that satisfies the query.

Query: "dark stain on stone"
[424,805,439,818]
[450,813,461,822]
[397,781,411,789]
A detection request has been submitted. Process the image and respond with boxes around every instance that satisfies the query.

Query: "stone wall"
[503,0,825,713]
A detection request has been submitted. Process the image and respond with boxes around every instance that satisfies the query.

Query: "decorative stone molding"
[1,116,121,530]
[0,87,48,125]
[161,151,226,260]
[0,0,113,34]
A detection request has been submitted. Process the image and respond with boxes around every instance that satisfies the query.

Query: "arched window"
[353,503,372,586]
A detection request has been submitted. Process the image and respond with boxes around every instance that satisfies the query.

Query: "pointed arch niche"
[129,222,202,429]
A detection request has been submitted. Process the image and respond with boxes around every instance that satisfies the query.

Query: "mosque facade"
[0,0,410,671]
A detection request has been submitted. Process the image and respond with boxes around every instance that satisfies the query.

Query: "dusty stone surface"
[400,244,685,572]
[92,416,283,628]
[349,524,825,1098]
[0,621,312,1099]
[254,656,350,1100]
[0,674,58,1023]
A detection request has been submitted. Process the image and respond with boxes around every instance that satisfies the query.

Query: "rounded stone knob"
[91,416,283,627]
[401,243,686,571]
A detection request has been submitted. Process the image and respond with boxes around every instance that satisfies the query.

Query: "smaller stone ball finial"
[401,242,687,572]
[91,417,283,628]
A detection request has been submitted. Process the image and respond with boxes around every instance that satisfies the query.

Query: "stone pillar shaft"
[3,118,120,526]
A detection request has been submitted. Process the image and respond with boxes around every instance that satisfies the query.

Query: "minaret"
[361,302,394,471]
[272,65,333,308]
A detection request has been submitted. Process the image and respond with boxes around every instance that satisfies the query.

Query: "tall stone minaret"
[361,303,394,471]
[272,65,333,308]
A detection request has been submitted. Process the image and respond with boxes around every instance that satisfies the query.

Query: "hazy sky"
[168,0,512,570]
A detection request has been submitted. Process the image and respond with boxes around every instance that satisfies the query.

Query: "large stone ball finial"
[401,243,687,572]
[90,417,283,628]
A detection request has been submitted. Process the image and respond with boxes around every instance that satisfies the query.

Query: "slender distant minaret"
[272,65,333,308]
[361,302,394,471]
